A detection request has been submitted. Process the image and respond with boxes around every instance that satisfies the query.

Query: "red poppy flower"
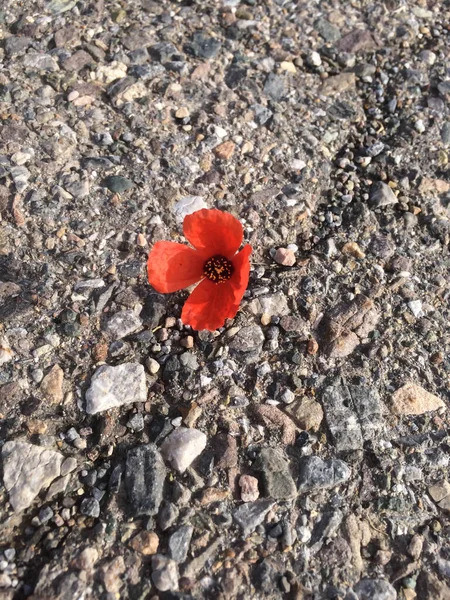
[147,209,252,331]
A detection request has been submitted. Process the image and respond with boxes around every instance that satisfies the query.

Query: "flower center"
[203,255,234,284]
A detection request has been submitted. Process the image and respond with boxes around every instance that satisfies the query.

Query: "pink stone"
[274,248,296,266]
[239,474,259,502]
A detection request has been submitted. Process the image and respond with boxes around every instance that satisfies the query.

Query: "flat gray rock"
[168,525,194,563]
[104,310,143,339]
[322,383,384,452]
[253,448,297,500]
[370,181,398,208]
[353,578,397,600]
[297,456,351,492]
[85,363,147,414]
[232,499,275,535]
[229,326,265,364]
[2,441,64,511]
[125,445,167,517]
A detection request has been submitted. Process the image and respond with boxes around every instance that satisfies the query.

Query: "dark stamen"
[203,255,234,284]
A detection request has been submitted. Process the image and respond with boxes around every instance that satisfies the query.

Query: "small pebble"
[307,51,322,66]
[273,248,296,266]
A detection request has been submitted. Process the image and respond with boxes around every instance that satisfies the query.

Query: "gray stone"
[279,316,310,338]
[348,385,384,437]
[85,363,147,414]
[179,352,199,372]
[369,234,395,259]
[307,51,322,67]
[126,413,145,432]
[280,389,295,404]
[104,309,143,339]
[38,506,54,524]
[157,501,179,531]
[5,36,32,57]
[102,175,134,193]
[129,63,166,80]
[107,77,137,99]
[315,18,341,43]
[438,81,450,96]
[80,497,100,518]
[173,195,207,222]
[370,182,398,208]
[353,578,397,600]
[48,0,77,13]
[149,41,181,63]
[249,292,289,317]
[74,279,105,292]
[23,53,59,72]
[253,448,297,500]
[232,499,275,535]
[45,474,71,501]
[2,441,63,511]
[297,456,351,492]
[161,428,207,473]
[310,510,344,554]
[441,122,450,146]
[322,383,384,452]
[366,141,385,157]
[151,555,179,592]
[168,525,194,563]
[4,548,15,561]
[263,73,285,101]
[229,326,265,364]
[64,178,90,199]
[10,166,31,194]
[185,33,221,59]
[251,104,274,126]
[125,445,167,517]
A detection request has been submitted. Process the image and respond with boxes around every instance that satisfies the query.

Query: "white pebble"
[308,51,322,66]
[291,159,306,171]
[161,428,207,473]
[415,119,426,133]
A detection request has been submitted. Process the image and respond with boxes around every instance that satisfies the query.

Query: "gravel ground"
[1,0,450,598]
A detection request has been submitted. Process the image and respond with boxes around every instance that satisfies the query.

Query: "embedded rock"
[391,383,446,415]
[297,456,351,492]
[284,397,324,432]
[322,383,384,452]
[253,448,297,500]
[40,364,64,404]
[353,578,397,600]
[2,441,64,511]
[370,181,398,208]
[85,363,147,414]
[104,310,143,339]
[233,499,275,535]
[125,444,167,517]
[161,428,207,473]
[151,555,179,592]
[318,294,379,358]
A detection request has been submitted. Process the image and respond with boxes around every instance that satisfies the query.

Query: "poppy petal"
[147,241,204,293]
[183,208,243,259]
[181,244,252,331]
[229,244,252,304]
[181,279,238,331]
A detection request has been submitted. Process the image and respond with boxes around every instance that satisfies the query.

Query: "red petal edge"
[183,208,243,259]
[147,241,204,293]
